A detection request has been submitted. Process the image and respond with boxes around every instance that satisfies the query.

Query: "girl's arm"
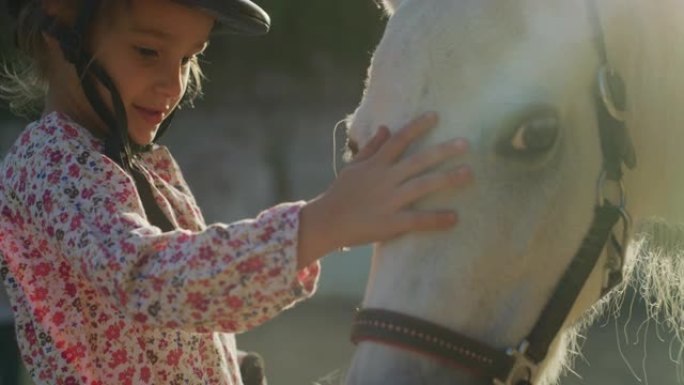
[9,131,316,334]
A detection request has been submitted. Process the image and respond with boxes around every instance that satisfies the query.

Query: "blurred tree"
[0,0,13,54]
[0,2,17,120]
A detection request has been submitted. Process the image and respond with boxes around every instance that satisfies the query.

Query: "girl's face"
[89,0,213,145]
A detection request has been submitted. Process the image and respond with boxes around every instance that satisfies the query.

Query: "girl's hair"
[0,0,205,119]
[0,1,48,118]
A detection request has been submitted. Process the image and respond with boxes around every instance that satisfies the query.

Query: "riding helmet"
[6,0,271,35]
[175,0,270,35]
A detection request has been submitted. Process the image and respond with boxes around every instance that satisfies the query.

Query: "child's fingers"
[393,138,468,182]
[353,125,391,162]
[395,210,458,233]
[391,166,472,209]
[377,112,438,163]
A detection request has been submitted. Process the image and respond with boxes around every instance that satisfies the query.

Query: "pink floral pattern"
[0,112,320,385]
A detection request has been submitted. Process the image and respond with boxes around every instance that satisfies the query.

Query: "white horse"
[343,0,684,384]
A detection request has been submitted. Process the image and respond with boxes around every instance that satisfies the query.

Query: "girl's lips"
[134,105,164,126]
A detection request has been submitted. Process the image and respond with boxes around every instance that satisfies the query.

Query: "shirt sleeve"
[13,135,320,334]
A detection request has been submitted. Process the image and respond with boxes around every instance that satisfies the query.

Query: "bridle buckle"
[493,341,537,385]
[596,170,632,295]
[601,204,632,295]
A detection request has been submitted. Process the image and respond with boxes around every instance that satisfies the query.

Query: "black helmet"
[177,0,271,35]
[7,0,271,35]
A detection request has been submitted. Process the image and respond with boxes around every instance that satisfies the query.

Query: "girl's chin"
[128,131,156,147]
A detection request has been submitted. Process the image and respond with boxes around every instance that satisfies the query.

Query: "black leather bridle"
[350,1,636,384]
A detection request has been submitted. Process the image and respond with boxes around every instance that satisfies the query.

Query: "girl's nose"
[155,63,185,100]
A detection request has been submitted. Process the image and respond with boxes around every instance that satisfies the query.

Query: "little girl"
[0,1,472,384]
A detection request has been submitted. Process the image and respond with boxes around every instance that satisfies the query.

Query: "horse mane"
[540,221,684,385]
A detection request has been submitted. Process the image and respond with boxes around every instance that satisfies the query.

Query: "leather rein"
[350,2,636,384]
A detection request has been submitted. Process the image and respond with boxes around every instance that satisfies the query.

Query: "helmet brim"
[176,0,271,36]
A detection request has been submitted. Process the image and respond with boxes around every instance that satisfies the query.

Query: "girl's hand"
[297,113,471,268]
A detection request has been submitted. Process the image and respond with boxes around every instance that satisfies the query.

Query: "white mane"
[345,0,684,384]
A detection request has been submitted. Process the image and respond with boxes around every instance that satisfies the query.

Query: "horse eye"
[498,110,559,158]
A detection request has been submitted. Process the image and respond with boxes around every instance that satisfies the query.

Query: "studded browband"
[351,308,515,380]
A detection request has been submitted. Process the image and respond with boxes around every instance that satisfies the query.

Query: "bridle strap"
[523,204,621,362]
[351,309,514,379]
[523,0,635,355]
[587,0,609,70]
[586,0,636,179]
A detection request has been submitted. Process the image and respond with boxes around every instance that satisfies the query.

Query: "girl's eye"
[136,47,158,58]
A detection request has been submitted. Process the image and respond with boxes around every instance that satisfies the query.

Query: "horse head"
[344,1,684,384]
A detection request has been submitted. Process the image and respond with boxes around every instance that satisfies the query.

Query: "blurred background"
[0,1,681,384]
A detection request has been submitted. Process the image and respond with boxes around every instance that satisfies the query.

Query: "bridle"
[349,1,636,384]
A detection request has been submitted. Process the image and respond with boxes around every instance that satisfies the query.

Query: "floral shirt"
[0,112,320,385]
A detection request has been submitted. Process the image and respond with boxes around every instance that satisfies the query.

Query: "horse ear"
[380,0,405,15]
